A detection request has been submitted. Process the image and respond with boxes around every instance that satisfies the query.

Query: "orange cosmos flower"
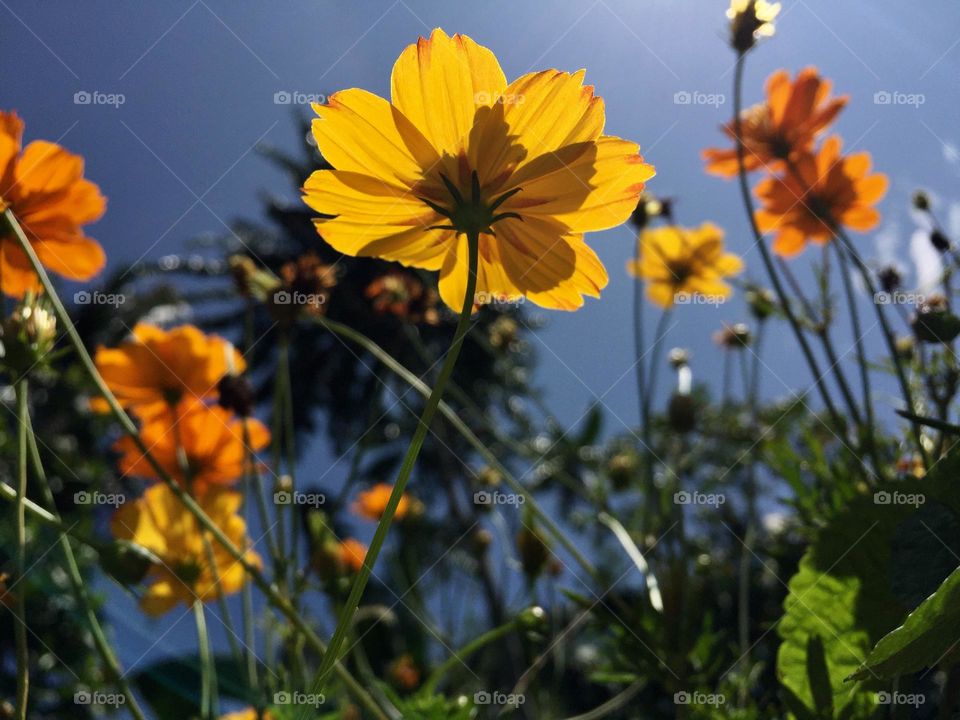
[302,28,654,312]
[115,401,270,493]
[111,483,260,616]
[627,223,744,308]
[339,539,368,574]
[352,483,413,522]
[0,111,106,297]
[754,136,888,258]
[93,323,246,421]
[703,68,847,178]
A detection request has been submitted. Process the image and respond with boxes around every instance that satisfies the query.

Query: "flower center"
[420,171,521,236]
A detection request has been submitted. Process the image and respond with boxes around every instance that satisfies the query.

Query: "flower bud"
[912,190,931,212]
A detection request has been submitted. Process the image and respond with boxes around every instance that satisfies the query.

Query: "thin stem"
[313,316,598,578]
[25,414,148,720]
[642,308,672,427]
[834,242,882,477]
[560,680,645,720]
[14,379,29,720]
[1,208,393,720]
[422,618,519,695]
[303,228,480,706]
[194,600,217,720]
[731,55,845,431]
[834,228,929,467]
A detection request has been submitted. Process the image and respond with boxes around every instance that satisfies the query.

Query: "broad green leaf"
[776,490,910,718]
[848,565,960,681]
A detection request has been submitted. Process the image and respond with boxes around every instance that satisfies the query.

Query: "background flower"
[628,222,744,306]
[0,111,106,297]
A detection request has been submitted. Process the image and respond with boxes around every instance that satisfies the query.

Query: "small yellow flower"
[627,223,744,308]
[727,0,781,52]
[303,28,655,312]
[111,484,260,616]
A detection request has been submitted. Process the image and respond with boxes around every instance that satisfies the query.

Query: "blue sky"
[5,0,960,710]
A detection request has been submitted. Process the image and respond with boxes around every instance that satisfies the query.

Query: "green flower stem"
[731,55,845,431]
[278,335,299,575]
[14,379,29,720]
[421,617,520,695]
[833,242,882,477]
[194,600,217,719]
[172,420,244,678]
[834,228,928,467]
[24,411,148,720]
[1,207,393,720]
[560,679,645,720]
[302,228,480,709]
[312,316,597,579]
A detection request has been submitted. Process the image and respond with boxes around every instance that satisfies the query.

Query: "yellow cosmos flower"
[627,223,744,308]
[111,484,260,616]
[302,28,655,312]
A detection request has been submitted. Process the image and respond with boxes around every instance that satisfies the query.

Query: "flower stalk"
[304,226,480,705]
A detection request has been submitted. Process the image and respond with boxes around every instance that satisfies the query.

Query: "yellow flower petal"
[311,89,439,187]
[391,28,507,156]
[502,136,654,232]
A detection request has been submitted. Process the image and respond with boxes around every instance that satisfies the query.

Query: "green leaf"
[776,490,910,718]
[848,565,960,681]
